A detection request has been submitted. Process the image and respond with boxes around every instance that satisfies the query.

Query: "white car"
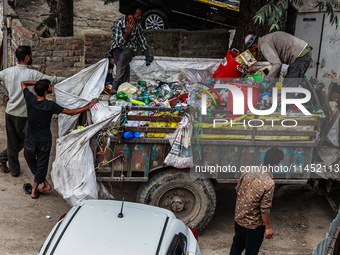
[38,200,201,255]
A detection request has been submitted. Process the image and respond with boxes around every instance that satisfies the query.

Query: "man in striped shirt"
[109,6,153,94]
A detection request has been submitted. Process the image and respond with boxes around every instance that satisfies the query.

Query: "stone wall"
[8,18,229,77]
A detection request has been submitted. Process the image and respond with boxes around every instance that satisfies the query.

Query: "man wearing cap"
[230,148,284,255]
[245,31,312,87]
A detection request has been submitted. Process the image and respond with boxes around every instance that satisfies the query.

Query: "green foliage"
[316,0,340,28]
[254,0,340,31]
[101,0,119,5]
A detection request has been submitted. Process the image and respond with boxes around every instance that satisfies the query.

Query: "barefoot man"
[21,80,98,199]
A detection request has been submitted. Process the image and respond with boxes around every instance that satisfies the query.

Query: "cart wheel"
[142,9,169,29]
[137,169,216,232]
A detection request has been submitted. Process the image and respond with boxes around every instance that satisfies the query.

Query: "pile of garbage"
[98,74,288,116]
[102,79,189,109]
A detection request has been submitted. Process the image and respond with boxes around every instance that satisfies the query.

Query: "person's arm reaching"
[261,213,273,239]
[259,42,282,78]
[21,81,37,91]
[31,70,65,85]
[62,98,98,116]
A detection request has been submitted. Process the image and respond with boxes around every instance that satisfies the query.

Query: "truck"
[93,78,335,232]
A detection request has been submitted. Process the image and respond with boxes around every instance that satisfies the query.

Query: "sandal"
[31,191,40,199]
[23,183,32,194]
[0,162,9,173]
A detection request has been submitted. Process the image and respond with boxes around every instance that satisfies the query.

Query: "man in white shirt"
[0,46,64,177]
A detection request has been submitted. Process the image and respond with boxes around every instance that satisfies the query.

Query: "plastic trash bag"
[117,82,138,97]
[164,116,194,168]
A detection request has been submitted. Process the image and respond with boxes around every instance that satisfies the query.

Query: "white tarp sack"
[54,58,109,137]
[51,58,120,206]
[129,56,221,84]
[52,110,120,206]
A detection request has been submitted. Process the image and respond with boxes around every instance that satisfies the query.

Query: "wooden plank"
[125,126,317,136]
[117,138,317,146]
[117,138,317,147]
[127,115,182,122]
[125,126,177,133]
[199,128,317,136]
[149,144,169,171]
[96,177,148,182]
[121,138,170,144]
[128,143,150,173]
[129,106,187,112]
[216,179,307,184]
[201,117,320,126]
[191,139,318,147]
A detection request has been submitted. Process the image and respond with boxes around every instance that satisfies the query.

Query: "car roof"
[43,200,176,255]
[44,200,178,255]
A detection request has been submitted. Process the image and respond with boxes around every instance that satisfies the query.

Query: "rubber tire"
[136,169,216,232]
[142,9,169,29]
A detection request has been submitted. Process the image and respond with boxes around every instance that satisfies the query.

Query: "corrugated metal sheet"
[313,206,340,255]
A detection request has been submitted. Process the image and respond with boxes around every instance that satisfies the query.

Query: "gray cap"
[245,34,257,49]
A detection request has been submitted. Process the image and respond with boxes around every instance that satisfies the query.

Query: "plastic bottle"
[138,81,147,87]
[116,91,129,101]
[109,95,117,106]
[116,100,132,107]
[123,131,135,139]
[143,93,150,104]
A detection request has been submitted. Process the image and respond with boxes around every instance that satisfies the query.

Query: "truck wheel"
[137,169,216,232]
[142,9,169,29]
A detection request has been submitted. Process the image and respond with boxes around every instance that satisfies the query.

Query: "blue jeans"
[230,222,265,255]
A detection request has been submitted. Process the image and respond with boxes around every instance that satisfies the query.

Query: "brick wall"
[142,29,229,58]
[8,18,229,77]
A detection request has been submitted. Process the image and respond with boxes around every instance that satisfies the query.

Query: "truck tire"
[142,9,169,29]
[137,169,216,232]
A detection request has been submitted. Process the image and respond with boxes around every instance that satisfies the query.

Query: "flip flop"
[0,162,9,173]
[31,192,40,200]
[23,183,32,195]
